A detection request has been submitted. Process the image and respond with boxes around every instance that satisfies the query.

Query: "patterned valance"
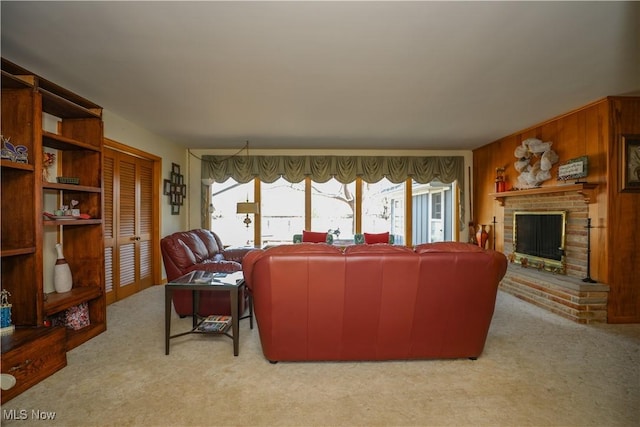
[201,155,464,185]
[201,155,466,232]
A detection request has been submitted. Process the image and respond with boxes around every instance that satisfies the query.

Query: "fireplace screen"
[513,211,566,274]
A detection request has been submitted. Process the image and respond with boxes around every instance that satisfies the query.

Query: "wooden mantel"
[489,183,598,206]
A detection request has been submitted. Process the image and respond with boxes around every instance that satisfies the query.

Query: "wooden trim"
[490,183,598,206]
[104,138,161,162]
[254,179,261,247]
[305,177,312,230]
[405,179,412,247]
[355,177,362,233]
[103,138,163,294]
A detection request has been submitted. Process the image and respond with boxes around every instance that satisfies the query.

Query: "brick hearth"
[501,265,609,323]
[498,188,609,323]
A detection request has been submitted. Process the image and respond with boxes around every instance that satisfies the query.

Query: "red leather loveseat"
[161,229,254,317]
[242,242,507,362]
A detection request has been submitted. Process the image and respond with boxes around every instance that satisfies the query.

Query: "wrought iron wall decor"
[164,163,186,215]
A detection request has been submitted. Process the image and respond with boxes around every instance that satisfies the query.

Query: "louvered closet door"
[104,148,154,303]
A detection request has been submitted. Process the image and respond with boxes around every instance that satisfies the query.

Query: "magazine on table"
[212,271,244,285]
[192,271,243,285]
[197,315,231,332]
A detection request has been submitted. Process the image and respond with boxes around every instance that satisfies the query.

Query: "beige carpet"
[1,285,638,427]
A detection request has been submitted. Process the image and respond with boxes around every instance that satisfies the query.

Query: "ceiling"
[1,1,639,151]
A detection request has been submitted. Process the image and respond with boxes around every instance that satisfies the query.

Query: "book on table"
[197,315,231,332]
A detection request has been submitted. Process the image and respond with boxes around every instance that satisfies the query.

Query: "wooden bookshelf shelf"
[43,286,103,316]
[1,159,34,171]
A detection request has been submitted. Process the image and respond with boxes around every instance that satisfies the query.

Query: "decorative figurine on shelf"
[0,289,15,336]
[495,167,506,192]
[14,145,28,163]
[70,200,80,217]
[42,151,56,182]
[1,136,28,163]
[1,136,14,161]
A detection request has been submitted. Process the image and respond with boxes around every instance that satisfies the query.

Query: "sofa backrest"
[160,229,226,281]
[191,229,222,256]
[242,241,508,361]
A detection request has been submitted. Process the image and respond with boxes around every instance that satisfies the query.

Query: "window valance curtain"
[202,154,464,185]
[201,154,466,230]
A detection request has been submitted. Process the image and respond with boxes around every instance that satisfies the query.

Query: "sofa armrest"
[222,247,255,263]
[241,249,265,292]
[184,260,242,276]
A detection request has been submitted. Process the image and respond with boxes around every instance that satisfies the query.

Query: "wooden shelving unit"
[1,58,106,402]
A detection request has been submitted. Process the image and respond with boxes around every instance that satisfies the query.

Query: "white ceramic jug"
[54,243,73,293]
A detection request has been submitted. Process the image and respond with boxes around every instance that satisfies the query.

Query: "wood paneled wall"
[473,97,640,323]
[607,98,640,323]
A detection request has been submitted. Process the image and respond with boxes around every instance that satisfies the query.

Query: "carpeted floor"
[1,285,638,427]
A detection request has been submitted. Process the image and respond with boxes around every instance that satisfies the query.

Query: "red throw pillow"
[302,230,328,243]
[364,232,389,244]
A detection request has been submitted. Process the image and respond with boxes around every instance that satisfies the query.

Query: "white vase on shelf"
[53,243,73,293]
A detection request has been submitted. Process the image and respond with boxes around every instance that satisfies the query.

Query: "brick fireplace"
[495,185,609,323]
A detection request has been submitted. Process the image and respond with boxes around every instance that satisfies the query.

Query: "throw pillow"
[302,230,328,243]
[364,232,389,244]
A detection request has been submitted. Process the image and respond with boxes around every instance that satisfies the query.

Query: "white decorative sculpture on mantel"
[514,138,559,189]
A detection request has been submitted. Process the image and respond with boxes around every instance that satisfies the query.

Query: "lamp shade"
[236,202,259,214]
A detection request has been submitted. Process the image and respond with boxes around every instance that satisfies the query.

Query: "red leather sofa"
[161,229,254,317]
[242,241,508,362]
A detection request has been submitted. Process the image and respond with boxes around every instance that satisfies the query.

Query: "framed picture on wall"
[172,163,181,175]
[163,179,172,195]
[171,204,180,215]
[621,135,640,192]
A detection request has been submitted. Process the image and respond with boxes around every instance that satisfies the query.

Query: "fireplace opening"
[513,211,566,274]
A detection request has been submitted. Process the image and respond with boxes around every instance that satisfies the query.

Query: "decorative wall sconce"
[236,200,259,227]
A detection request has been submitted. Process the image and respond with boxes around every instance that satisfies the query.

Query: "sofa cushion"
[302,230,328,243]
[364,232,389,244]
[178,233,208,263]
[414,241,484,254]
[192,229,221,258]
[188,259,241,273]
[344,244,414,255]
[173,239,198,270]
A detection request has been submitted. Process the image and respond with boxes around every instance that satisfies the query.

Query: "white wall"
[102,110,187,238]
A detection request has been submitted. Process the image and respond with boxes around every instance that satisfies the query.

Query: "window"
[209,180,254,247]
[261,177,305,246]
[432,193,442,220]
[209,176,456,247]
[311,178,355,242]
[361,178,405,244]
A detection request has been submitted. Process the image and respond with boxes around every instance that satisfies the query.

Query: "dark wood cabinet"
[1,327,67,403]
[1,58,106,400]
